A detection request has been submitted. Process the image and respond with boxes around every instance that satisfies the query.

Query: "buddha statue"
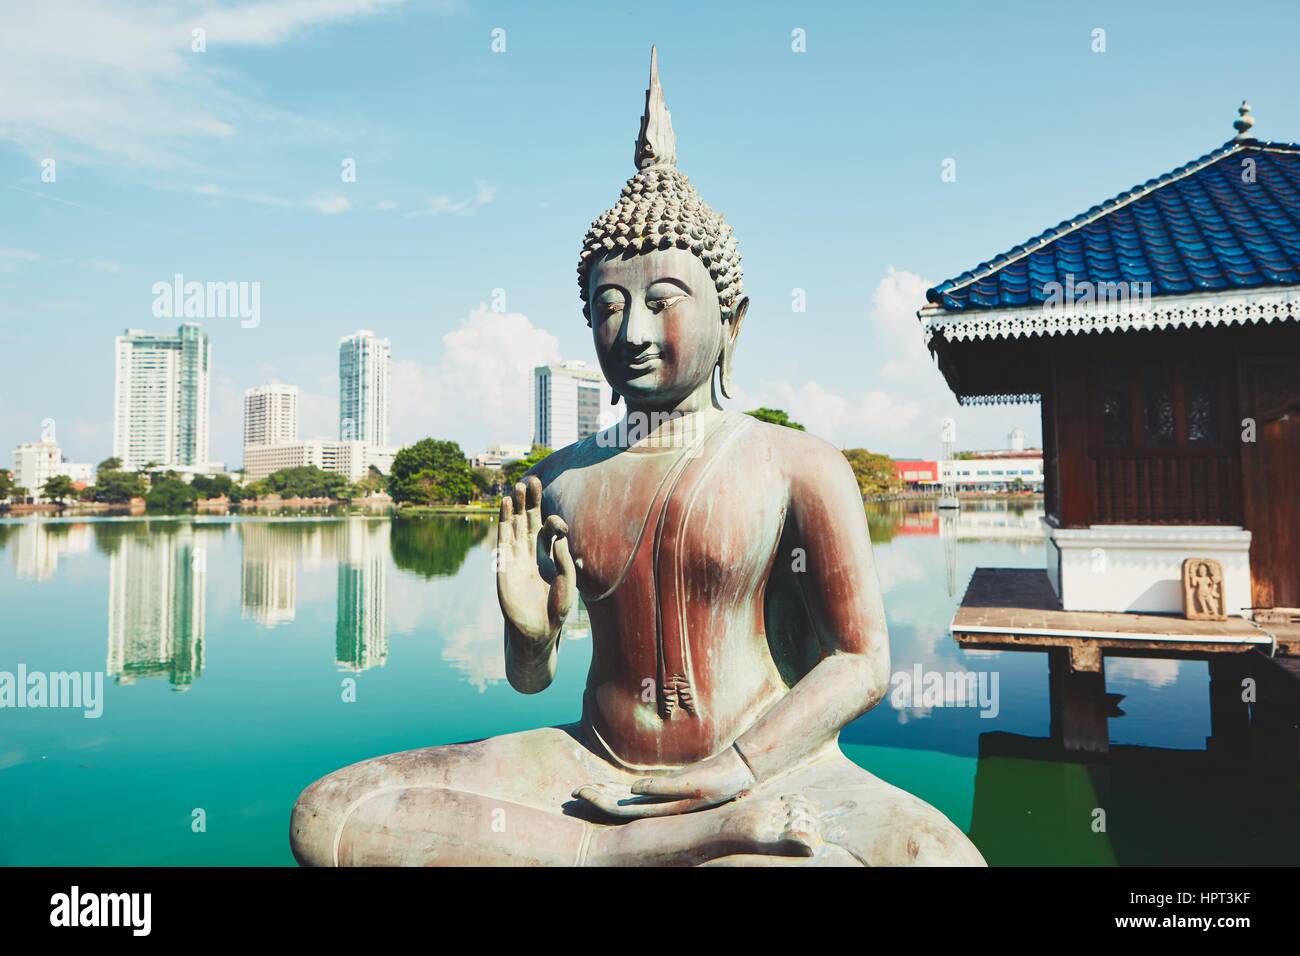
[290,49,985,867]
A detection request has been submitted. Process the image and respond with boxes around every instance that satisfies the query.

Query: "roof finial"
[634,45,676,170]
[1234,100,1255,139]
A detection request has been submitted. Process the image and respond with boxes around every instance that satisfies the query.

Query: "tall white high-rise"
[338,331,390,446]
[113,323,211,470]
[532,361,609,449]
[243,383,299,449]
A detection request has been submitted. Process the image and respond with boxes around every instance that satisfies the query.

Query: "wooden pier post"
[1048,644,1109,755]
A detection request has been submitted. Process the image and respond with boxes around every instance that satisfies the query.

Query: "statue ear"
[717,296,748,399]
[610,388,621,405]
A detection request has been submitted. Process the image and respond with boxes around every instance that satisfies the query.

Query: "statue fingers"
[631,774,702,799]
[497,496,515,551]
[525,475,544,534]
[572,784,715,819]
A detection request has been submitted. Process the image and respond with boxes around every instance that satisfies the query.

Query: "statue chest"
[549,435,788,608]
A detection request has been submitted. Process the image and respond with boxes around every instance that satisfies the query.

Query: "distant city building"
[471,442,534,469]
[243,439,399,484]
[532,361,609,449]
[12,440,93,501]
[893,459,940,490]
[338,330,390,446]
[113,323,211,470]
[243,383,299,448]
[942,449,1044,492]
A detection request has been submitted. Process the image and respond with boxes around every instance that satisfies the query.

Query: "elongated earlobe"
[717,296,749,399]
[610,388,621,405]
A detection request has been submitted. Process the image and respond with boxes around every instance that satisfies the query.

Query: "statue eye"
[598,299,625,318]
[647,294,684,312]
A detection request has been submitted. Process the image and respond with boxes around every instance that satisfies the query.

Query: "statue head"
[578,48,748,409]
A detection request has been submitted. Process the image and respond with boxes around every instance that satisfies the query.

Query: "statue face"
[588,247,724,408]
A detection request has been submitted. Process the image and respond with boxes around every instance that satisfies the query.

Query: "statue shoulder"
[523,436,602,490]
[737,414,845,465]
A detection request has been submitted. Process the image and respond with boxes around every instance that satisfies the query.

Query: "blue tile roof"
[926,139,1300,311]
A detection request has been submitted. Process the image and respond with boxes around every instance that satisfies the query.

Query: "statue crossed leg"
[290,724,983,867]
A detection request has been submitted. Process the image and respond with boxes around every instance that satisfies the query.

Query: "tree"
[388,439,475,505]
[470,466,500,499]
[745,407,805,430]
[96,457,122,476]
[90,469,148,504]
[146,478,198,512]
[191,474,236,500]
[41,475,77,505]
[842,448,900,497]
[501,445,553,489]
[0,469,14,501]
[261,466,348,499]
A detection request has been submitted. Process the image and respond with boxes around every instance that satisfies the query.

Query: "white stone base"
[1046,524,1253,616]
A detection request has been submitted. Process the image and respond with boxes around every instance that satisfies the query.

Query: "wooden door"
[1239,357,1300,612]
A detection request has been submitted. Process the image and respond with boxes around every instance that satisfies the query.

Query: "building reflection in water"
[335,519,390,672]
[239,522,301,628]
[10,521,92,581]
[104,523,207,690]
[235,519,391,672]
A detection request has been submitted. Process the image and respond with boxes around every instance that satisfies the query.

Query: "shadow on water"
[970,732,1300,865]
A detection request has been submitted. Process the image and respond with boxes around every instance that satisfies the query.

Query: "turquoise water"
[0,504,1295,866]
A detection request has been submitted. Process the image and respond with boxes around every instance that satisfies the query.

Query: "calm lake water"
[1,502,1296,866]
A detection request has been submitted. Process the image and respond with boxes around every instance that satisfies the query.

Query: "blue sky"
[3,0,1297,468]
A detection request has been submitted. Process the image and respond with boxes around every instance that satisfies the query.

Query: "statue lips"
[621,347,663,375]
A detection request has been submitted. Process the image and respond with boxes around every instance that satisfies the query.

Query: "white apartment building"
[243,439,400,484]
[12,440,93,501]
[471,443,533,469]
[942,450,1045,491]
[243,383,299,448]
[113,323,211,470]
[532,361,610,449]
[338,331,390,446]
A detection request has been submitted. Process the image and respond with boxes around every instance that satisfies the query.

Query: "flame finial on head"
[578,47,745,339]
[635,46,677,169]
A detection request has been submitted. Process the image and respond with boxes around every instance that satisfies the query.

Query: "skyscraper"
[338,330,390,446]
[112,323,211,470]
[532,361,609,449]
[243,383,299,449]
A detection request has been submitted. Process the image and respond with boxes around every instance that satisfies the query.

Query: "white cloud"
[182,183,352,215]
[0,248,40,261]
[390,305,561,451]
[0,1,408,170]
[738,267,1038,454]
[404,182,498,218]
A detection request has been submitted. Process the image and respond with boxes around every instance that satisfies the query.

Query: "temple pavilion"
[919,103,1300,754]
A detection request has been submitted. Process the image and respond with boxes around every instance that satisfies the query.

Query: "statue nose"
[624,301,654,346]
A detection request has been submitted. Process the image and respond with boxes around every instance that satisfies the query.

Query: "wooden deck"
[951,568,1300,758]
[951,568,1299,670]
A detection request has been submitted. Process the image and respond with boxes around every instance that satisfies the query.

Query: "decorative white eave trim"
[918,284,1300,345]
